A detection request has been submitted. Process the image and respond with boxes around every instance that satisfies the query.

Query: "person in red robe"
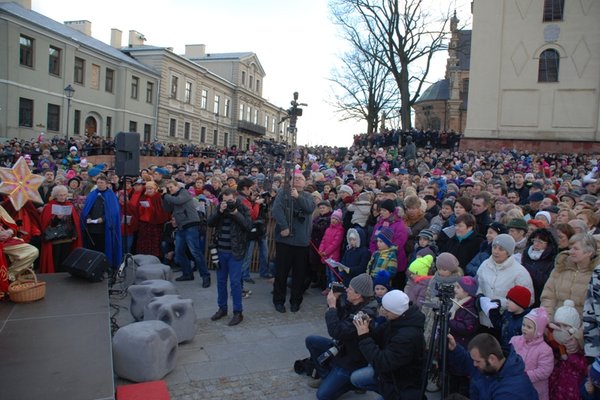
[40,185,83,273]
[135,181,170,257]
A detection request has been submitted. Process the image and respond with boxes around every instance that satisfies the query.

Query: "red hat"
[527,219,546,229]
[506,285,531,309]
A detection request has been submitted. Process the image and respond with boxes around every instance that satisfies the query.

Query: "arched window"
[538,49,560,82]
[543,0,564,22]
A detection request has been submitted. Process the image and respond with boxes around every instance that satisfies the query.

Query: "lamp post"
[64,84,75,143]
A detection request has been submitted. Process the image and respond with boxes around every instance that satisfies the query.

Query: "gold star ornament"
[0,156,43,210]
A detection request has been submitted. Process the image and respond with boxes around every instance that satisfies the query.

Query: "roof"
[453,30,471,71]
[415,79,449,104]
[0,2,159,76]
[193,52,255,60]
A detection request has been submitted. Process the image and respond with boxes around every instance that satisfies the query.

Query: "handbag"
[43,224,72,242]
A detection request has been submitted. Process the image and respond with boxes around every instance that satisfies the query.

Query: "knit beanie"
[331,209,343,222]
[590,357,600,387]
[455,197,473,212]
[349,273,374,298]
[373,270,391,290]
[409,254,433,276]
[154,167,169,176]
[376,227,394,248]
[418,229,435,241]
[553,299,581,329]
[524,307,549,338]
[534,211,552,224]
[492,234,516,256]
[507,218,528,232]
[382,290,410,316]
[88,167,102,178]
[487,222,507,235]
[506,285,531,309]
[380,199,396,213]
[435,252,460,273]
[339,184,353,195]
[346,228,361,248]
[458,276,478,297]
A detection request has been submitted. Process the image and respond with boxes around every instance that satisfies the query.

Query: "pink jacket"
[369,215,409,272]
[319,223,345,262]
[510,308,554,400]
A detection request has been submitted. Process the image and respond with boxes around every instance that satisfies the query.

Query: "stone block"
[144,295,197,343]
[135,263,173,284]
[128,280,178,321]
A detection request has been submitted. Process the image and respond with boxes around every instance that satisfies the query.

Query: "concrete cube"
[133,254,161,266]
[112,320,178,382]
[128,280,178,321]
[144,295,197,343]
[135,263,173,284]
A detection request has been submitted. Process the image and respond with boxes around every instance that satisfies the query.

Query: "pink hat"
[331,209,343,221]
[65,170,77,180]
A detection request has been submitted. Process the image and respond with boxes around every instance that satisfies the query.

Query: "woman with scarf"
[521,228,559,308]
[440,213,485,272]
[40,185,82,273]
[80,174,122,270]
[135,181,170,258]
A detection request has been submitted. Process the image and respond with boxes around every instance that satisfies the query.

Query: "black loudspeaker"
[61,248,110,282]
[115,131,140,177]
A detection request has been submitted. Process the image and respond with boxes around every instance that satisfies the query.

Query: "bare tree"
[330,0,451,131]
[329,35,399,136]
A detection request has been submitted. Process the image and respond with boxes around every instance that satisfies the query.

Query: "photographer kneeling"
[305,273,378,400]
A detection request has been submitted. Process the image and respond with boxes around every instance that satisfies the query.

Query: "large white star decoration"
[0,156,43,210]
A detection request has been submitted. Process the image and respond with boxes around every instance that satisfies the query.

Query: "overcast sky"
[32,0,472,146]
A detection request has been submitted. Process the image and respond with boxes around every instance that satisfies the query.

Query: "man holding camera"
[272,170,315,313]
[304,273,378,399]
[207,188,252,326]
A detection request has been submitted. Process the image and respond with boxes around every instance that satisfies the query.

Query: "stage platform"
[0,273,114,400]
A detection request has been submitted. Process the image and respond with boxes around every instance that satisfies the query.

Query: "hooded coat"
[369,214,409,272]
[340,229,370,285]
[521,230,559,308]
[319,220,345,262]
[510,309,554,400]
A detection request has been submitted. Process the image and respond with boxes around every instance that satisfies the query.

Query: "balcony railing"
[238,120,266,136]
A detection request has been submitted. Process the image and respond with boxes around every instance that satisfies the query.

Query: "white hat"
[339,184,353,195]
[382,290,409,316]
[553,299,581,329]
[69,146,78,152]
[534,211,551,223]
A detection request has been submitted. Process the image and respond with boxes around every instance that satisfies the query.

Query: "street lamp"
[64,84,75,143]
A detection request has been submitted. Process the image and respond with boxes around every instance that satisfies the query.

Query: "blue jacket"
[449,345,539,400]
[340,246,371,286]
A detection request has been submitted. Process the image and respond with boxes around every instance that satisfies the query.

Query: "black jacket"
[207,199,252,260]
[442,231,485,272]
[358,306,425,400]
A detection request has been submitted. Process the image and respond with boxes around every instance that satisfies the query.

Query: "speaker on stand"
[115,132,140,177]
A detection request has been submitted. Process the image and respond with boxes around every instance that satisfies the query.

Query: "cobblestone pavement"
[112,271,436,399]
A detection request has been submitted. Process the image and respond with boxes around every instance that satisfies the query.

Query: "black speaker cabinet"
[115,131,140,177]
[62,248,110,282]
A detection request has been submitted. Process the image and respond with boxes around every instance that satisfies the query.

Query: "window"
[224,98,231,117]
[272,118,276,133]
[131,76,139,99]
[47,103,60,131]
[246,107,251,122]
[19,98,33,127]
[214,95,220,115]
[246,138,250,150]
[239,104,245,121]
[213,129,218,145]
[241,71,246,85]
[223,132,229,147]
[20,35,34,67]
[105,68,114,93]
[264,115,269,128]
[144,124,152,142]
[74,57,85,84]
[184,122,191,140]
[256,79,260,92]
[91,64,100,89]
[169,118,177,137]
[185,82,192,104]
[254,109,259,124]
[543,0,564,22]
[74,110,81,134]
[201,89,208,109]
[129,121,138,132]
[106,116,112,138]
[146,82,153,103]
[48,46,61,76]
[200,126,206,143]
[171,76,178,99]
[538,49,560,82]
[249,75,253,90]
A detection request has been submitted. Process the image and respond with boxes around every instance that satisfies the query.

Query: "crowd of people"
[2,132,600,399]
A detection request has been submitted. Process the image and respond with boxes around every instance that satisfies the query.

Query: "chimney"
[185,44,206,59]
[0,0,31,9]
[110,29,122,48]
[128,30,146,47]
[64,20,92,36]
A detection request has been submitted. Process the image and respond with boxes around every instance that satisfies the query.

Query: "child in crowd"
[366,227,398,279]
[509,307,554,400]
[404,248,435,309]
[408,228,438,264]
[319,209,345,293]
[339,228,370,287]
[581,357,600,400]
[548,300,588,400]
[449,276,480,348]
[373,270,391,305]
[489,285,532,352]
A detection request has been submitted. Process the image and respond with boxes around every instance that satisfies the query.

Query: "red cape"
[40,200,83,273]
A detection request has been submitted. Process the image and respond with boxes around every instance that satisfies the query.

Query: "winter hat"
[455,197,473,212]
[416,247,435,258]
[458,276,478,297]
[154,167,169,176]
[349,273,374,298]
[418,229,435,241]
[435,252,460,273]
[534,211,552,224]
[553,299,581,329]
[317,200,331,208]
[382,290,410,316]
[528,192,544,202]
[65,169,76,180]
[487,222,507,235]
[88,167,102,178]
[492,233,516,256]
[507,218,528,232]
[524,307,549,338]
[506,285,531,309]
[527,219,546,229]
[69,146,78,152]
[409,254,433,276]
[346,228,361,247]
[376,227,394,248]
[339,184,353,195]
[380,199,396,213]
[331,209,343,222]
[357,191,374,203]
[373,270,391,290]
[80,158,89,168]
[589,357,600,387]
[494,196,509,205]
